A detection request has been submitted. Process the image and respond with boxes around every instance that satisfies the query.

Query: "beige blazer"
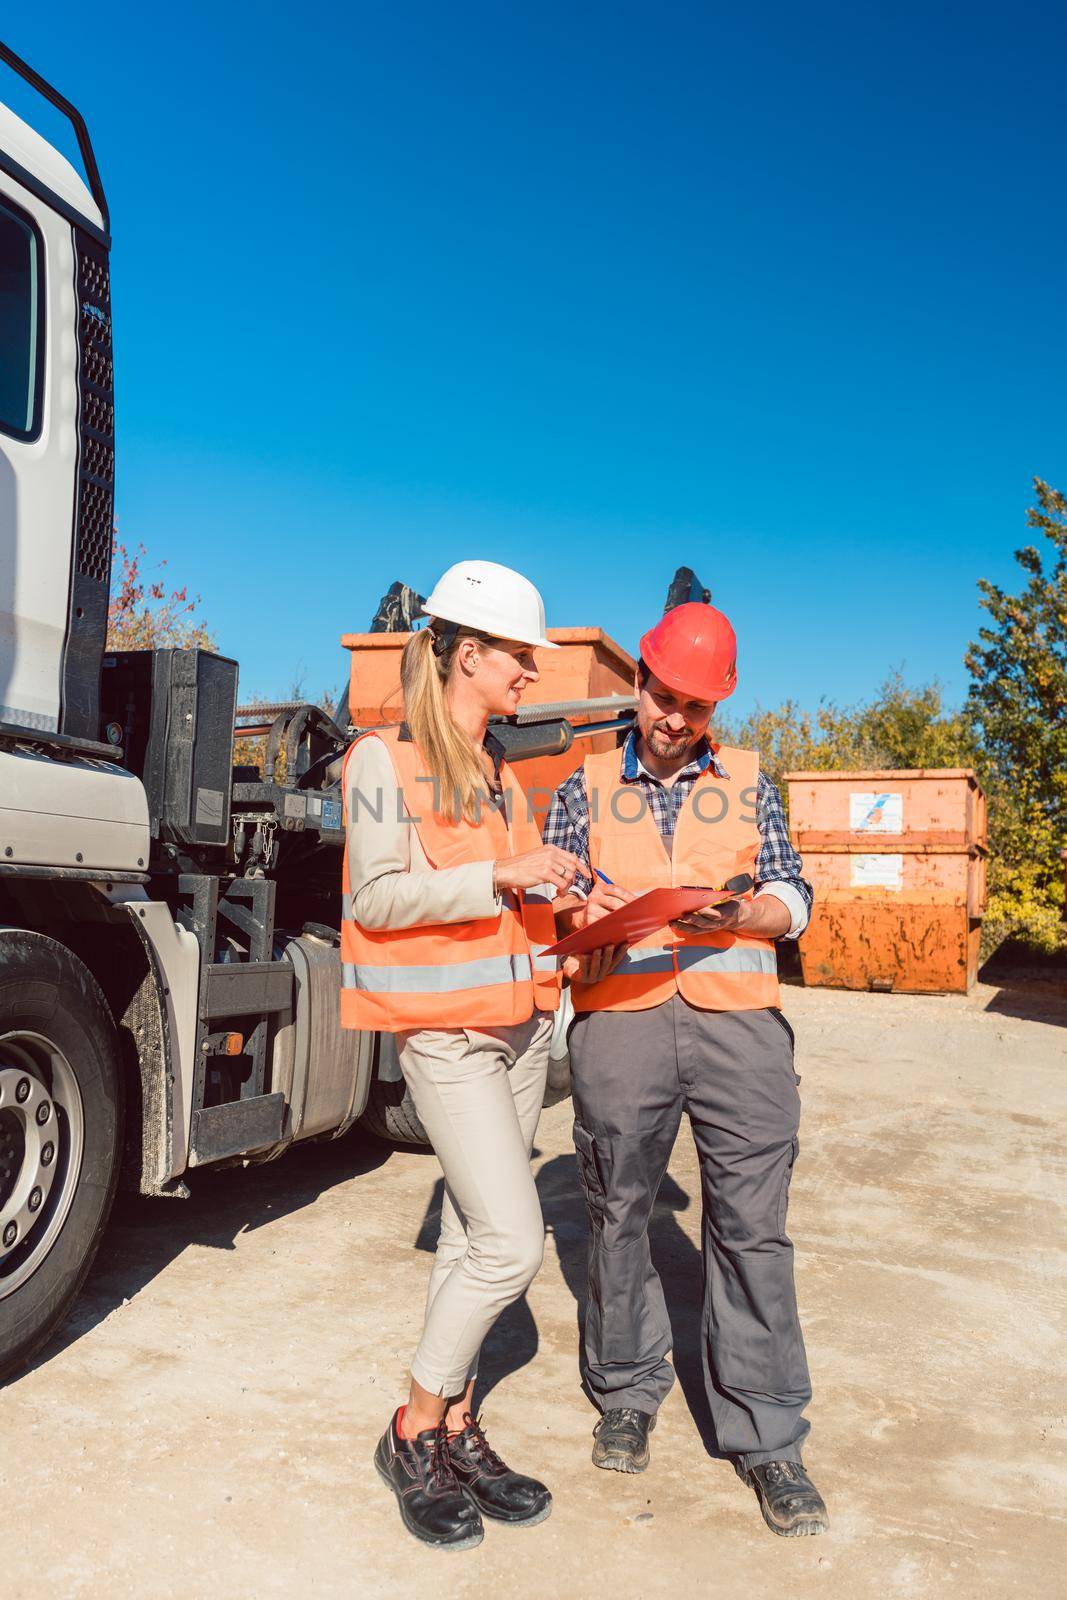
[344,734,502,932]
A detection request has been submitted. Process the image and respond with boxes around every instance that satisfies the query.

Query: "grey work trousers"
[568,996,812,1469]
[397,1013,552,1397]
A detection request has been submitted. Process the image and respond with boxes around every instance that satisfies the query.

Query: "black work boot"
[447,1413,552,1526]
[591,1407,656,1473]
[745,1460,829,1537]
[373,1410,484,1551]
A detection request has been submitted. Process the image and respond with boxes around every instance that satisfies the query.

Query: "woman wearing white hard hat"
[340,560,583,1551]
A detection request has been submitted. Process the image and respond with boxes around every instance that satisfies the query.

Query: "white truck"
[0,43,639,1380]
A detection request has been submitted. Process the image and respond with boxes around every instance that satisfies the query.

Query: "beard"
[646,723,697,758]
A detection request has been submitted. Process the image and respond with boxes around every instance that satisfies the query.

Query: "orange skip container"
[784,768,988,994]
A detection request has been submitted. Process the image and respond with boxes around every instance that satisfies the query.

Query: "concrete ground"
[2,979,1065,1599]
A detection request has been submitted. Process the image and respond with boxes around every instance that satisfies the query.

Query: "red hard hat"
[639,602,738,702]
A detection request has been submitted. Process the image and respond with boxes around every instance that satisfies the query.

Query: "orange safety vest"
[570,743,780,1014]
[340,726,560,1032]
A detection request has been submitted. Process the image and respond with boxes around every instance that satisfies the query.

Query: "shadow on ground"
[22,1130,394,1380]
[414,1152,725,1455]
[977,944,1067,1028]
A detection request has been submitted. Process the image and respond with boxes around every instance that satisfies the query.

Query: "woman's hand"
[562,943,629,984]
[493,845,585,895]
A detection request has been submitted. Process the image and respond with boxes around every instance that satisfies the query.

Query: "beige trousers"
[397,1012,553,1396]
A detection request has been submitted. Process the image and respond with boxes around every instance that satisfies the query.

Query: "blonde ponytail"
[400,626,489,824]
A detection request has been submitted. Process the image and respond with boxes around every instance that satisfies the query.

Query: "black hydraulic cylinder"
[489,719,574,763]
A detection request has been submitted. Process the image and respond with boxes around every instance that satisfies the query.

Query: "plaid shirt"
[542,731,812,936]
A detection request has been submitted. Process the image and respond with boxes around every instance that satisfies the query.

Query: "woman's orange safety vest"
[340,726,560,1032]
[570,744,780,1014]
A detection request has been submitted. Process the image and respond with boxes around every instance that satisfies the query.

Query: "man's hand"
[671,893,790,939]
[574,876,636,926]
[671,897,743,936]
[558,876,633,981]
[563,943,629,984]
[554,873,636,933]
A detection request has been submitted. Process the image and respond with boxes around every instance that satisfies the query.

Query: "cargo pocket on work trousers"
[573,1120,606,1232]
[767,1006,802,1085]
[777,1136,800,1237]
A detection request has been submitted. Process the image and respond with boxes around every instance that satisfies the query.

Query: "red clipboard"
[542,884,746,959]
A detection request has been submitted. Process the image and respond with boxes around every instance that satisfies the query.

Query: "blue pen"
[593,868,615,887]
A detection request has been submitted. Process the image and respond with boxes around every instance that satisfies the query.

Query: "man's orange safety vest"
[340,726,560,1032]
[569,743,780,1014]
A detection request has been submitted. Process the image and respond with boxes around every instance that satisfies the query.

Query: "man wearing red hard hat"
[545,601,828,1538]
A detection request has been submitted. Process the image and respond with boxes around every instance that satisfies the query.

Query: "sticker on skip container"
[850,853,903,890]
[849,791,903,834]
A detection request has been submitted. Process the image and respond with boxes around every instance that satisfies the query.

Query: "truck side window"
[0,200,43,440]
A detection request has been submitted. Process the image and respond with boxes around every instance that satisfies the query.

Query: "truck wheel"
[357,1034,428,1145]
[357,1012,568,1145]
[359,1072,429,1147]
[0,933,123,1382]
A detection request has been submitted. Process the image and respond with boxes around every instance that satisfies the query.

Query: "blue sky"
[5,2,1065,714]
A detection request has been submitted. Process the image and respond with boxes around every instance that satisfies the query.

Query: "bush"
[723,676,978,794]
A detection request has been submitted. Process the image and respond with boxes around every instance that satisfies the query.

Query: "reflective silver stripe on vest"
[678,944,776,976]
[530,942,558,973]
[345,889,543,929]
[343,952,534,994]
[522,884,555,907]
[612,944,777,979]
[612,946,677,976]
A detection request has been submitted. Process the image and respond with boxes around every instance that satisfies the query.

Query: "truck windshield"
[0,200,42,439]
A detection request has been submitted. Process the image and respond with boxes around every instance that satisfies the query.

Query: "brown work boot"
[745,1460,829,1537]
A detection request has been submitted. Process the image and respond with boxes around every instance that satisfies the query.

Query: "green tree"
[719,700,820,788]
[965,477,1067,950]
[818,675,978,773]
[721,675,976,792]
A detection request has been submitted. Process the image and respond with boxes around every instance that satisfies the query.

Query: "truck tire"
[357,1011,569,1146]
[0,932,123,1382]
[359,1071,429,1147]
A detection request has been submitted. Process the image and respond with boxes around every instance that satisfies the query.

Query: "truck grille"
[74,241,115,585]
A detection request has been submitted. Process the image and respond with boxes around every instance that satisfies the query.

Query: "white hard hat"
[421,560,559,649]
